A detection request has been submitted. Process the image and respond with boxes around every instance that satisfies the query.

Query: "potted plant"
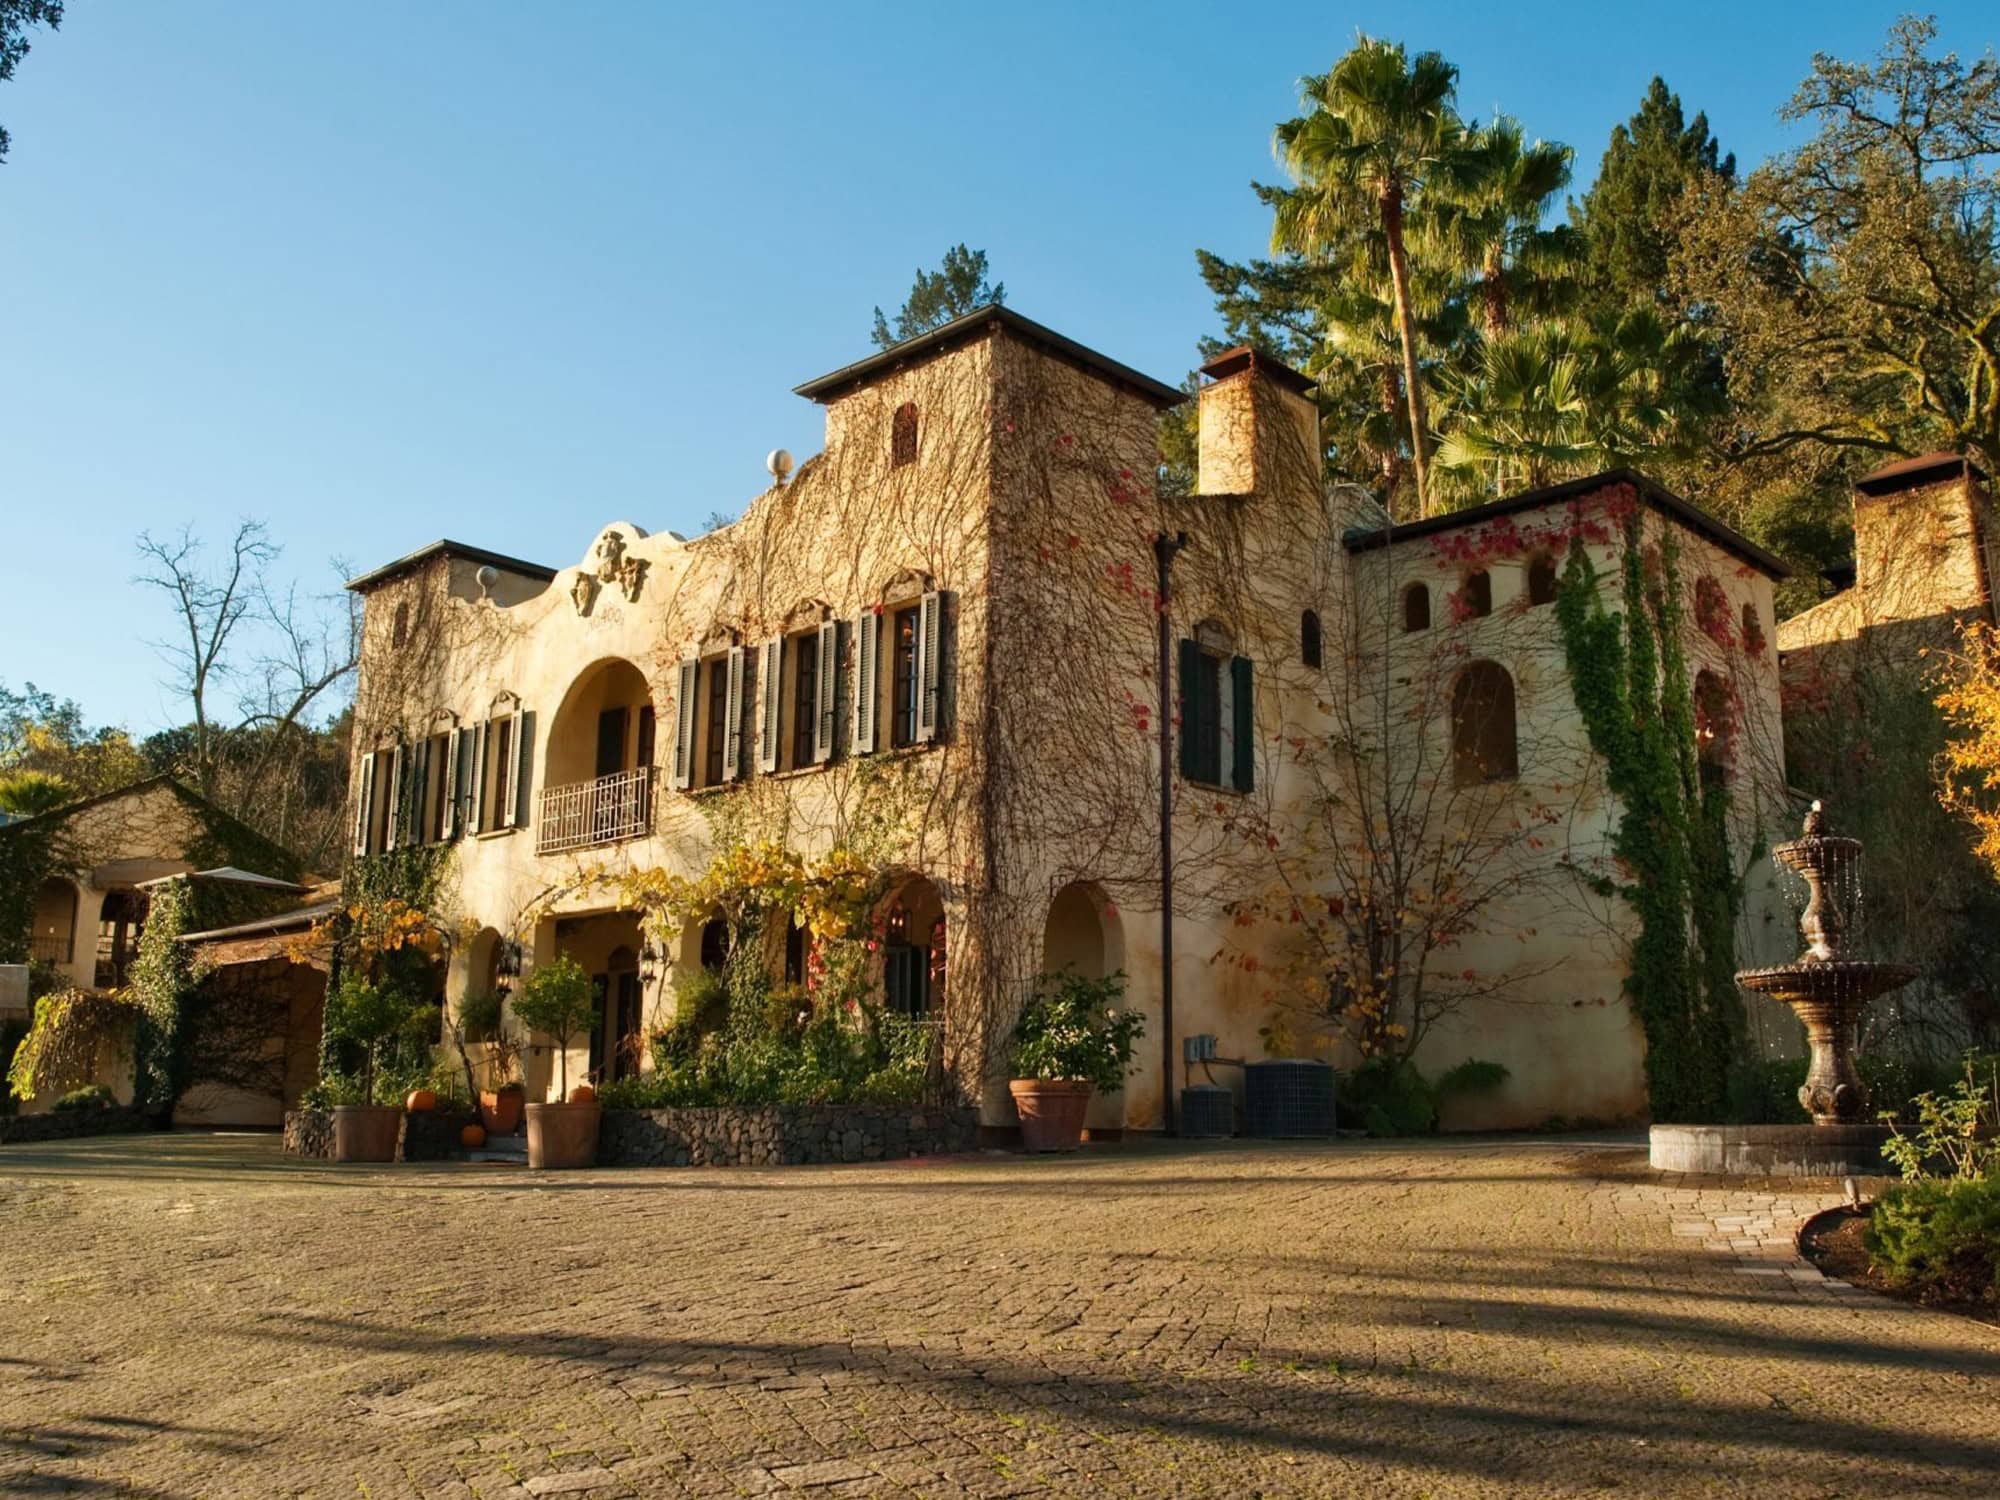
[1009,970,1144,1152]
[457,988,525,1136]
[512,954,601,1169]
[323,974,427,1163]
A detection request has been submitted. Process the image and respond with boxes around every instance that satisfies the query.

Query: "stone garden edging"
[598,1103,980,1167]
[0,1105,150,1145]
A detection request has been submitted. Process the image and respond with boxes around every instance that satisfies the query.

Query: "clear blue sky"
[2,2,1989,734]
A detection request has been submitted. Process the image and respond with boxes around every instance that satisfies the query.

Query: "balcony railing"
[537,766,655,855]
[29,935,72,967]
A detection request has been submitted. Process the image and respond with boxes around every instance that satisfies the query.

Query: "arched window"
[1694,669,1735,786]
[1526,554,1558,606]
[391,601,409,648]
[1451,662,1518,786]
[699,917,728,975]
[1462,570,1493,618]
[1403,582,1431,633]
[891,402,918,468]
[1300,609,1323,668]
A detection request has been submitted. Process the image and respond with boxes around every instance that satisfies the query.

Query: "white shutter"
[384,743,406,850]
[915,590,942,743]
[672,658,698,789]
[812,620,838,764]
[722,646,746,781]
[442,727,463,840]
[505,711,532,828]
[853,611,879,755]
[352,752,376,856]
[467,721,488,834]
[757,638,782,773]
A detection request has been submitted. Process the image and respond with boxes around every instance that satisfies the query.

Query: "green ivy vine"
[126,875,209,1118]
[1556,512,1745,1121]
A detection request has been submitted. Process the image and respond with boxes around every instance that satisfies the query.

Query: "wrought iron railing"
[536,766,655,855]
[29,935,71,966]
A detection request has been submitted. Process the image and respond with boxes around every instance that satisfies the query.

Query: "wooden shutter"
[506,711,533,828]
[384,743,406,850]
[352,751,376,856]
[812,619,838,764]
[442,727,462,840]
[672,658,698,789]
[853,611,879,754]
[1231,656,1254,792]
[722,646,746,781]
[758,638,782,773]
[467,722,488,834]
[915,590,942,743]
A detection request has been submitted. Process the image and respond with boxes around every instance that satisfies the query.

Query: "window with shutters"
[1451,662,1518,785]
[889,605,920,748]
[486,715,515,827]
[702,656,729,788]
[1178,623,1253,791]
[1403,582,1431,632]
[420,729,454,843]
[789,630,819,770]
[891,402,918,467]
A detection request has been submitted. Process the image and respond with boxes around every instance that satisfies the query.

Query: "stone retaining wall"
[284,1107,333,1159]
[597,1104,980,1167]
[0,1105,150,1145]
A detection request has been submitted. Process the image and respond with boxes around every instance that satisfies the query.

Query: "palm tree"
[1427,116,1577,337]
[1274,36,1464,516]
[0,770,74,818]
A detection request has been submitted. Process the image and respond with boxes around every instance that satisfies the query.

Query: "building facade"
[344,307,1796,1132]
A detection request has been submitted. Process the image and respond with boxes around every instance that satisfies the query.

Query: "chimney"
[1196,347,1319,498]
[1849,452,1995,626]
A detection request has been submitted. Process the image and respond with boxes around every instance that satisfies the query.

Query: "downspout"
[1153,530,1187,1137]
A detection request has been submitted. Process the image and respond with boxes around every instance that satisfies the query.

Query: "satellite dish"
[766,448,794,483]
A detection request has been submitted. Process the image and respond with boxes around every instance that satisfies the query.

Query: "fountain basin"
[1648,1122,1891,1177]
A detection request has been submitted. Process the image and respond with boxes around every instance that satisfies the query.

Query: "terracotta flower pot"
[1009,1079,1093,1153]
[331,1104,402,1164]
[479,1087,524,1137]
[526,1100,601,1170]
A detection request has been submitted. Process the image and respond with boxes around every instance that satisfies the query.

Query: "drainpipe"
[1153,530,1187,1137]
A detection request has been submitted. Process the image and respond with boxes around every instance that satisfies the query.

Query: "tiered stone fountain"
[1649,801,1916,1176]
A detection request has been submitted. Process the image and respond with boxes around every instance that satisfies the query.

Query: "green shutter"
[1178,638,1202,781]
[1231,655,1254,792]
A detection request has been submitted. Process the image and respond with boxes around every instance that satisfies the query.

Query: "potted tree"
[512,954,601,1169]
[324,974,427,1163]
[1009,971,1144,1152]
[457,988,525,1136]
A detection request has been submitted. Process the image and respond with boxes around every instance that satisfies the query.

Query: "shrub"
[323,975,429,1106]
[53,1083,115,1112]
[1436,1057,1510,1098]
[1345,1057,1439,1136]
[1010,971,1144,1091]
[1881,1053,2000,1183]
[1865,1175,2000,1300]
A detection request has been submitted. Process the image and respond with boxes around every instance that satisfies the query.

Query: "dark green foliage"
[1344,1057,1438,1137]
[0,2,63,164]
[1011,971,1144,1092]
[1556,516,1745,1120]
[870,245,1004,350]
[1724,1053,1966,1126]
[52,1082,113,1112]
[1571,77,1734,310]
[0,1016,24,1114]
[324,974,430,1106]
[1865,1176,2000,1300]
[1436,1057,1511,1098]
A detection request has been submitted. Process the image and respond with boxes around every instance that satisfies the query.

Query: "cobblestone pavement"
[1,1133,1995,1499]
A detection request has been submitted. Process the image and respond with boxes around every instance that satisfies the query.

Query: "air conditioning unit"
[1180,1084,1234,1138]
[1244,1059,1335,1138]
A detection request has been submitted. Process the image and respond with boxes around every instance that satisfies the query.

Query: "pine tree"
[870,246,1005,350]
[1571,77,1734,309]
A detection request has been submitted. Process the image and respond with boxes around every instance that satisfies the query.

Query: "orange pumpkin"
[460,1122,487,1149]
[405,1088,438,1113]
[568,1083,597,1104]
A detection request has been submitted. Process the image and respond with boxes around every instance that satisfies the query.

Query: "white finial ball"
[1811,798,1823,812]
[766,448,793,482]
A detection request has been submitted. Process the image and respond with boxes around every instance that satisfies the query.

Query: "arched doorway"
[94,889,148,989]
[590,944,643,1082]
[880,876,945,1018]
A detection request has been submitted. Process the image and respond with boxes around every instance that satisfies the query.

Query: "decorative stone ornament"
[571,527,651,615]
